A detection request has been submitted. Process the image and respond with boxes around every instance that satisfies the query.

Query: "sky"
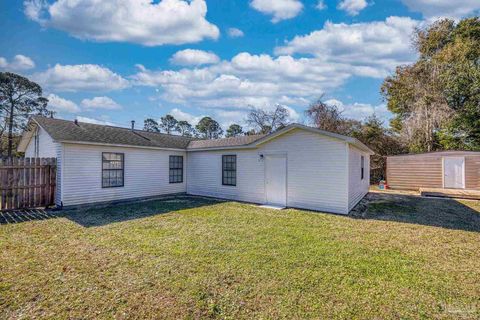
[1,0,479,130]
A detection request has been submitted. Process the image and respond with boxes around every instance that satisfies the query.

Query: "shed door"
[444,157,465,189]
[265,155,287,207]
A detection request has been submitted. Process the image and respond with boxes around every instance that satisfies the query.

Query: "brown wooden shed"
[386,151,480,191]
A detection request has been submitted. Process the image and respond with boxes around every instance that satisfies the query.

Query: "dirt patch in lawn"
[352,192,480,232]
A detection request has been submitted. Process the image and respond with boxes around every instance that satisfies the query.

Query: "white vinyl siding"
[24,126,58,158]
[35,125,369,212]
[261,129,349,214]
[55,143,64,206]
[188,129,350,214]
[60,144,186,206]
[187,150,265,204]
[348,145,370,211]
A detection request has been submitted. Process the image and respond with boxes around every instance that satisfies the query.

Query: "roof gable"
[252,124,374,154]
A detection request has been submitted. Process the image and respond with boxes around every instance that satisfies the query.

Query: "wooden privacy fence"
[0,158,56,211]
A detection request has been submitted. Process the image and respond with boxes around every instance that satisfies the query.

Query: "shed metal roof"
[387,151,480,158]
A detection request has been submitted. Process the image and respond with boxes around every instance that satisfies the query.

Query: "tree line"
[142,105,291,139]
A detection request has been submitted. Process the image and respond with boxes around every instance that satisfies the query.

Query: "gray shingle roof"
[32,116,193,149]
[187,134,266,149]
[31,116,265,150]
[27,117,374,154]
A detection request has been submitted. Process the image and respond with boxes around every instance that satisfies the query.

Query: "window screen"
[222,155,236,186]
[102,153,124,188]
[169,156,183,183]
[361,155,365,180]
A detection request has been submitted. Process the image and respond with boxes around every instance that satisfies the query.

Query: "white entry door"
[444,157,465,189]
[265,154,287,206]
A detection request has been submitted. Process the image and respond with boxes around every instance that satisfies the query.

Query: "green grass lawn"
[1,195,480,319]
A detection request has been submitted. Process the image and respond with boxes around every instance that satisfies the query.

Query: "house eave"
[17,121,38,153]
[186,145,259,152]
[57,140,187,152]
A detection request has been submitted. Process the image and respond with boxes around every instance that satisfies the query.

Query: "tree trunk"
[7,98,14,157]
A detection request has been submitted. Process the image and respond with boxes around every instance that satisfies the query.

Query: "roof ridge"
[32,116,195,141]
[201,134,266,141]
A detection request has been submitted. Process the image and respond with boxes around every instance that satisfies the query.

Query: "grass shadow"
[356,193,480,232]
[60,195,223,228]
[0,209,57,225]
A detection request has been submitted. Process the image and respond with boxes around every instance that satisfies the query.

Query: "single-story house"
[18,116,373,214]
[387,151,480,190]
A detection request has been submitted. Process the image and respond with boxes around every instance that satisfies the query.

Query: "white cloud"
[0,55,35,71]
[324,98,392,122]
[170,49,220,66]
[24,0,219,46]
[250,0,303,23]
[215,109,249,127]
[33,64,129,92]
[24,0,47,22]
[275,16,419,78]
[47,93,80,113]
[130,17,421,120]
[400,0,480,19]
[316,0,327,10]
[81,96,122,110]
[283,105,300,122]
[132,52,351,112]
[227,28,244,38]
[76,116,117,126]
[337,0,368,16]
[169,108,204,124]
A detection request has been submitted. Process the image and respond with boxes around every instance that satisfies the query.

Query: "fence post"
[34,158,39,207]
[25,158,31,208]
[51,158,56,206]
[0,159,4,210]
[7,158,13,210]
[18,158,24,210]
[44,158,50,209]
[12,158,18,209]
[40,158,45,206]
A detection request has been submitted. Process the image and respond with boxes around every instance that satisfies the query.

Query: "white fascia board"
[57,140,186,152]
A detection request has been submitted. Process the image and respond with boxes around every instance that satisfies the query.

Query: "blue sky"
[1,0,479,130]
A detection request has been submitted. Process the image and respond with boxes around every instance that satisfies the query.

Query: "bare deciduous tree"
[246,105,290,134]
[305,98,361,135]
